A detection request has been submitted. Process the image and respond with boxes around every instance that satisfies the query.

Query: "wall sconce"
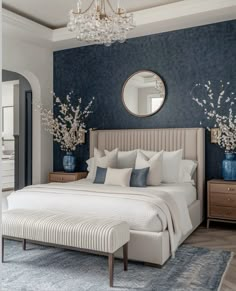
[79,129,86,144]
[210,128,221,144]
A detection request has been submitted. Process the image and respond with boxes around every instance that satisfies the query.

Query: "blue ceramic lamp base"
[222,153,236,181]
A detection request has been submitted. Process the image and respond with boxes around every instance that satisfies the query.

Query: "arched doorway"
[2,70,32,190]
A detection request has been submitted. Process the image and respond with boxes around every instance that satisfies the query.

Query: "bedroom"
[1,0,236,290]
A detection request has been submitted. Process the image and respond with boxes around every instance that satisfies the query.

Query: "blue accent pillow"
[130,167,150,187]
[94,167,107,184]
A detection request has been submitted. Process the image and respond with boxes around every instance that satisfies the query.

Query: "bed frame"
[90,128,205,265]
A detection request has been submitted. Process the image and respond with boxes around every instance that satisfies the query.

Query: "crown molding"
[2,9,53,48]
[52,0,236,51]
[2,0,236,52]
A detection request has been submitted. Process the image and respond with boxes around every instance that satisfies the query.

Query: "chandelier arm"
[73,0,95,15]
[106,0,123,15]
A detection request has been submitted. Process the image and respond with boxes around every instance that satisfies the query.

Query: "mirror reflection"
[122,71,166,117]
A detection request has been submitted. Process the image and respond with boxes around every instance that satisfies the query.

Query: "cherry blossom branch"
[38,92,95,151]
[192,81,236,152]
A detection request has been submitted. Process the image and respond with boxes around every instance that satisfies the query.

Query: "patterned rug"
[2,240,232,291]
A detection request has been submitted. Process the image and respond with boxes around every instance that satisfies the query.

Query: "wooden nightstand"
[49,172,87,183]
[207,179,236,228]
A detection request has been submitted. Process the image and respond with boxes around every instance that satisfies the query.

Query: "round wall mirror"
[122,70,166,117]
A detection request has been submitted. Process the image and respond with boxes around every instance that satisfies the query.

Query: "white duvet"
[7,180,192,255]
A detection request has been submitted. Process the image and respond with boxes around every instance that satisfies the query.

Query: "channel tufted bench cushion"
[2,209,130,287]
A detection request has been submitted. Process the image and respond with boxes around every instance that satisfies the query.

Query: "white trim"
[2,9,52,48]
[2,80,19,86]
[52,0,236,50]
[2,0,236,51]
[2,9,51,38]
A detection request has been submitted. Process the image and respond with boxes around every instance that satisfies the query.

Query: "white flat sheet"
[153,183,197,206]
[7,180,195,234]
[80,180,197,206]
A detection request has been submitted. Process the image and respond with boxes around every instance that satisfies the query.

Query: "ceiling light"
[67,0,136,47]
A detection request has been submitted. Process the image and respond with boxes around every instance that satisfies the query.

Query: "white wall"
[123,83,138,114]
[2,82,15,145]
[138,87,161,115]
[2,82,14,106]
[3,14,54,184]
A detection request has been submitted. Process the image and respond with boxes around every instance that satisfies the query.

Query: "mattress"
[7,180,195,233]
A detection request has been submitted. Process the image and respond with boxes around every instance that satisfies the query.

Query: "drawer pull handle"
[227,187,234,191]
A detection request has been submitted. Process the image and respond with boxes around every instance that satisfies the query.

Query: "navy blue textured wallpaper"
[54,20,236,179]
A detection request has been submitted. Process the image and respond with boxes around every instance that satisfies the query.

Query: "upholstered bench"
[2,209,130,287]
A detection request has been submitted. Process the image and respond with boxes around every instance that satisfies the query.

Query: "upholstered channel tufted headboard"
[90,128,205,218]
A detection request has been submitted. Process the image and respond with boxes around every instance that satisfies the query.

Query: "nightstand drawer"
[209,206,236,220]
[49,174,77,182]
[210,183,236,194]
[49,172,87,183]
[209,192,236,207]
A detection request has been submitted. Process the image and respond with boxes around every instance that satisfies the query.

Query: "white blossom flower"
[38,92,95,152]
[192,80,236,153]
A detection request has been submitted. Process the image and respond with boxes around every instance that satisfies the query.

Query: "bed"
[7,128,205,265]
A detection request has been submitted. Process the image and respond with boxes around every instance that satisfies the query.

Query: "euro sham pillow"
[135,151,163,186]
[140,149,183,183]
[86,157,93,172]
[104,168,132,187]
[105,149,137,169]
[87,148,118,181]
[86,158,94,180]
[179,160,198,183]
[130,167,150,187]
[162,149,183,183]
[94,167,107,184]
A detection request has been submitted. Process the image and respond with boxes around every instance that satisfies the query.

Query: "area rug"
[2,240,233,291]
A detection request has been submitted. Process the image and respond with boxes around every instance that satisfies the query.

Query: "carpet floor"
[2,240,233,291]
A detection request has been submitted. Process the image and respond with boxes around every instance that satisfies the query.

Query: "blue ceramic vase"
[222,153,236,181]
[63,152,76,172]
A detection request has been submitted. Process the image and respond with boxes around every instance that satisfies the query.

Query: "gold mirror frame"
[122,70,166,118]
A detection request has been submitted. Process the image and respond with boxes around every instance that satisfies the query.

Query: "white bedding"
[7,179,194,233]
[7,180,193,255]
[154,183,197,206]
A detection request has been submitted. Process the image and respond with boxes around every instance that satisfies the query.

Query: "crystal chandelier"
[67,0,136,46]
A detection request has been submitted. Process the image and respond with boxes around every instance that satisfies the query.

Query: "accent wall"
[54,20,236,179]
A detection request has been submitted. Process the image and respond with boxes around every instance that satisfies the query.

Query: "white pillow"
[86,157,93,172]
[87,148,118,181]
[86,158,94,180]
[105,150,137,169]
[179,160,198,183]
[139,149,183,183]
[135,151,163,186]
[162,149,183,183]
[105,168,132,187]
[139,150,158,159]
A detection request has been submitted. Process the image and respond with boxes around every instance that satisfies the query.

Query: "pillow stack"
[86,147,197,187]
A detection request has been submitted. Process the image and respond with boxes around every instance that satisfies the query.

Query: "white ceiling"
[2,0,181,29]
[3,0,236,51]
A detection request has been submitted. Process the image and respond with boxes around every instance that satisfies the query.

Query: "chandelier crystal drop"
[67,0,136,46]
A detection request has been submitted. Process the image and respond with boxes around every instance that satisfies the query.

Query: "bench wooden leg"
[108,253,114,287]
[22,239,26,250]
[2,237,4,263]
[123,243,128,271]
